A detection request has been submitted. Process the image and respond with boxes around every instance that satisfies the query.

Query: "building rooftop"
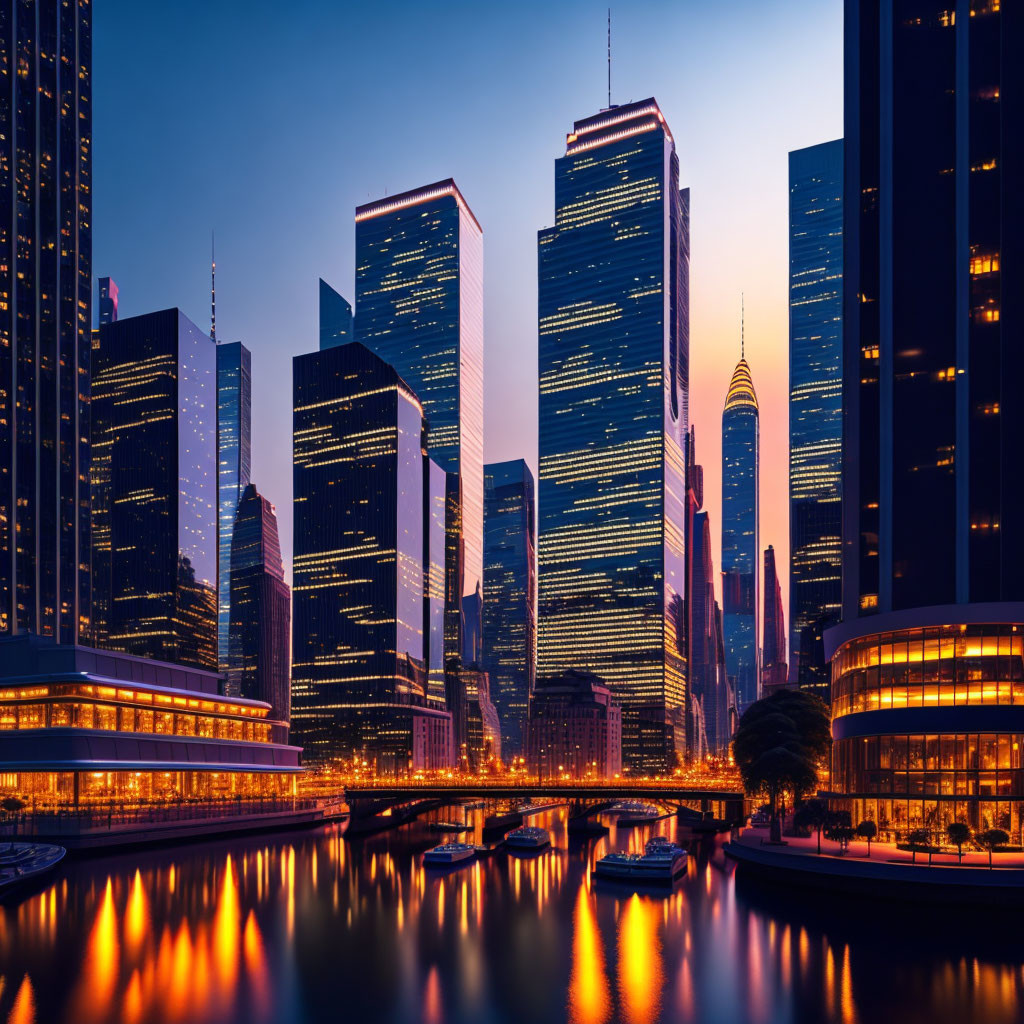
[724,358,759,413]
[355,178,481,233]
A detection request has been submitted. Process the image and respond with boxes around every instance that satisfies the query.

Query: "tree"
[907,828,930,864]
[732,690,831,844]
[794,798,830,855]
[946,822,970,865]
[826,822,855,854]
[1,796,26,852]
[978,828,1010,869]
[855,819,877,858]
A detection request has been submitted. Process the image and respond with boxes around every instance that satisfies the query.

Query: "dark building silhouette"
[229,484,290,722]
[722,355,760,714]
[527,670,622,780]
[91,308,218,670]
[829,1,1024,843]
[319,278,353,351]
[291,341,451,770]
[0,2,92,644]
[482,459,536,756]
[789,140,843,700]
[217,342,251,670]
[537,99,690,773]
[98,277,119,326]
[761,545,788,693]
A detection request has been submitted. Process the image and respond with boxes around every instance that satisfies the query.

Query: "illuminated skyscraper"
[355,180,484,662]
[291,341,451,769]
[722,355,760,714]
[829,1,1024,843]
[789,139,843,701]
[319,278,353,350]
[217,342,251,670]
[91,308,218,670]
[229,483,290,720]
[537,99,690,772]
[761,545,787,693]
[98,277,118,325]
[482,459,536,756]
[0,1,92,643]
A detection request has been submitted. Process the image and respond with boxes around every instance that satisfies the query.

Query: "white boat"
[644,835,678,854]
[594,842,687,883]
[612,801,661,826]
[423,842,476,865]
[504,826,551,850]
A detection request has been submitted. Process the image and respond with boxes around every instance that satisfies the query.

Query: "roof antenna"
[607,9,612,109]
[211,231,217,343]
[740,293,745,360]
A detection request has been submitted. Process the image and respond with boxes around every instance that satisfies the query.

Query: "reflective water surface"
[0,807,1020,1024]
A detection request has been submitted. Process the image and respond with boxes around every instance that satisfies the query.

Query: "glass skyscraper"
[319,278,353,350]
[229,483,290,722]
[354,180,484,662]
[482,459,537,756]
[0,0,92,643]
[291,340,451,769]
[789,139,843,701]
[217,341,252,673]
[91,308,218,670]
[721,356,760,715]
[98,277,119,326]
[761,544,787,692]
[537,99,690,772]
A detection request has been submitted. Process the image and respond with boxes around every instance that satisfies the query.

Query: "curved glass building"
[721,358,760,714]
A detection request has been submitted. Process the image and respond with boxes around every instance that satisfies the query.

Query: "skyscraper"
[98,277,119,326]
[217,341,252,672]
[482,459,537,756]
[789,139,843,701]
[229,483,290,722]
[722,354,760,714]
[537,99,690,772]
[761,545,787,693]
[319,278,353,350]
[0,1,92,643]
[354,180,484,662]
[291,340,451,769]
[91,308,218,670]
[829,2,1024,842]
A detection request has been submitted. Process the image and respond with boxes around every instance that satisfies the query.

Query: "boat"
[423,842,476,865]
[0,843,66,900]
[429,821,468,833]
[504,826,551,850]
[594,840,687,884]
[611,801,661,827]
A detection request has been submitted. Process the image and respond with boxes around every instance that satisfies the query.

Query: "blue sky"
[94,0,843,613]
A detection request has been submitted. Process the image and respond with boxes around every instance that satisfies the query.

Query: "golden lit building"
[0,636,300,815]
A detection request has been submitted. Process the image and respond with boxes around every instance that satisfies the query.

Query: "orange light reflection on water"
[617,894,663,1024]
[569,887,611,1024]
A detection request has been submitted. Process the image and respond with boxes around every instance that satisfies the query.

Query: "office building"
[789,139,843,700]
[91,308,218,670]
[319,278,353,350]
[460,663,501,770]
[722,355,760,714]
[98,277,119,326]
[537,98,690,773]
[228,483,290,721]
[217,341,252,670]
[482,459,536,756]
[0,2,91,644]
[828,1,1024,842]
[527,670,622,780]
[761,545,788,694]
[291,341,451,770]
[355,180,484,662]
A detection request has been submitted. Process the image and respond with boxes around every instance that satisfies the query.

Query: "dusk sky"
[93,0,843,618]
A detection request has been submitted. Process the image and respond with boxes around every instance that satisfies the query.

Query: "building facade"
[291,341,451,770]
[789,139,843,701]
[98,277,118,326]
[228,484,290,721]
[217,341,252,670]
[355,180,484,663]
[0,0,92,644]
[828,1,1024,843]
[721,357,760,714]
[91,308,218,670]
[537,99,690,773]
[761,545,788,693]
[526,670,622,780]
[319,278,353,350]
[482,459,536,756]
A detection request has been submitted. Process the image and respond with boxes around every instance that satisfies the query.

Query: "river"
[0,806,1018,1023]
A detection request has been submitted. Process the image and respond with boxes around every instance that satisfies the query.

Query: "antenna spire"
[607,9,612,108]
[740,293,745,360]
[211,231,217,343]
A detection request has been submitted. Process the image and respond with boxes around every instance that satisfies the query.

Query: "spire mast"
[607,9,612,108]
[740,292,745,360]
[211,231,217,343]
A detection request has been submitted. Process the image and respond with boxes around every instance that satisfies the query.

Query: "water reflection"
[0,806,1020,1023]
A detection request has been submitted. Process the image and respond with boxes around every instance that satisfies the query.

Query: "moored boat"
[594,842,687,883]
[423,842,476,865]
[429,821,468,833]
[504,826,550,850]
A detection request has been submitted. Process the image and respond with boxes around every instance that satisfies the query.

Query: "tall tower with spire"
[721,323,760,716]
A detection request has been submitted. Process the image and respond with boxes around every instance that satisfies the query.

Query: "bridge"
[342,781,747,837]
